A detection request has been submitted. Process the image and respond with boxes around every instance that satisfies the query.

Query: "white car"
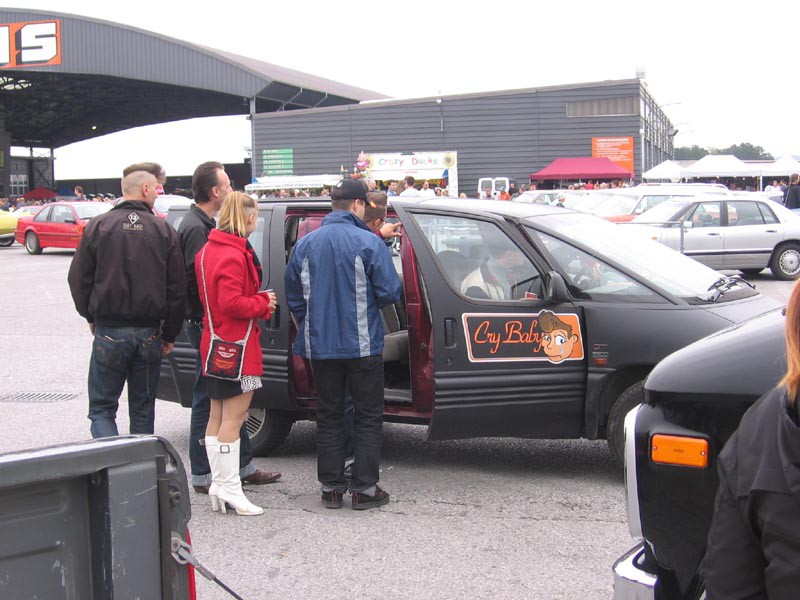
[630,193,800,279]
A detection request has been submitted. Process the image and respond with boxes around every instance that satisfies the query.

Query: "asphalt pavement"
[0,243,793,600]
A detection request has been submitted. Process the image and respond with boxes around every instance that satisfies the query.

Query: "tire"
[769,242,800,280]
[245,408,293,456]
[739,268,762,277]
[0,237,14,247]
[25,231,42,255]
[607,381,644,466]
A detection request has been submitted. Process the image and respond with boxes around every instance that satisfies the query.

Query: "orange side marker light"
[651,434,708,468]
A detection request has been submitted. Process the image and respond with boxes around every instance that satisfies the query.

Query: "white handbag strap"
[199,246,253,343]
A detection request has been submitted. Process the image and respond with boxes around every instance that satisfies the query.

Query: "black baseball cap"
[331,178,368,202]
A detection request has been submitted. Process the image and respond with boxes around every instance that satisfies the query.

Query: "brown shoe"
[242,469,281,485]
[351,486,390,510]
[193,484,210,495]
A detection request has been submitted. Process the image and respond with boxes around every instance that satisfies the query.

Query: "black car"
[613,307,787,599]
[158,198,779,461]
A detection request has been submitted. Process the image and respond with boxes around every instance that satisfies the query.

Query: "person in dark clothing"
[285,179,403,510]
[703,279,800,599]
[178,161,280,494]
[68,164,186,438]
[783,173,800,209]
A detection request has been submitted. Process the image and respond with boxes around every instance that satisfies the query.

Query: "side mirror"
[683,220,693,230]
[544,271,570,303]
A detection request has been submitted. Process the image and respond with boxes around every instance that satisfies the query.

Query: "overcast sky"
[7,0,800,180]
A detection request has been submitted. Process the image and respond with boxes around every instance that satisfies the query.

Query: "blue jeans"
[88,324,163,438]
[185,322,255,486]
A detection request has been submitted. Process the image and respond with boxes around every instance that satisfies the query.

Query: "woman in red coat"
[196,192,276,516]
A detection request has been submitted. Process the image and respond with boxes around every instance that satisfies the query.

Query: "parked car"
[613,307,786,600]
[12,204,44,219]
[158,198,779,462]
[14,201,112,254]
[569,184,729,223]
[514,189,588,206]
[631,193,800,279]
[153,194,194,219]
[0,210,17,246]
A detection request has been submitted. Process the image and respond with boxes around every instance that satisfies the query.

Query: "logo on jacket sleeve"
[123,211,143,231]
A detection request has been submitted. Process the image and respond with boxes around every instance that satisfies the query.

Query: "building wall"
[252,79,671,194]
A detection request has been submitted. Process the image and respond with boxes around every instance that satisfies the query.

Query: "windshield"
[564,191,614,211]
[73,203,112,219]
[586,193,639,216]
[631,200,691,224]
[525,213,755,302]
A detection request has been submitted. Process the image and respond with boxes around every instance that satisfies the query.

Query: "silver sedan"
[629,193,800,280]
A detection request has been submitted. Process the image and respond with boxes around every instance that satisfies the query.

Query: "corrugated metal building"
[252,79,675,193]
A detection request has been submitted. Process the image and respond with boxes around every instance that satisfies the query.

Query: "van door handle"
[444,318,456,348]
[766,229,778,233]
[706,232,720,236]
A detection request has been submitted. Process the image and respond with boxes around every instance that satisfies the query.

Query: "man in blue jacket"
[285,178,403,510]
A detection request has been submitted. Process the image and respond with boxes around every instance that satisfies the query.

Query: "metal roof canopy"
[0,8,386,148]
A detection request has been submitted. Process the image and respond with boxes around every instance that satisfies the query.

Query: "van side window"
[411,213,543,301]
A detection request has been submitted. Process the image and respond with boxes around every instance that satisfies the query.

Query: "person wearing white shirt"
[419,180,436,198]
[399,176,421,197]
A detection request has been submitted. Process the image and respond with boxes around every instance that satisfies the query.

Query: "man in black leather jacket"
[68,164,186,438]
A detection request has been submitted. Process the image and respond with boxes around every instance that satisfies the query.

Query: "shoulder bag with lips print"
[198,246,253,381]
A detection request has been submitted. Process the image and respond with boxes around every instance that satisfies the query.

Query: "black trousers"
[311,356,384,493]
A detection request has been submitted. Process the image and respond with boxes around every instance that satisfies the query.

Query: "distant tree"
[674,145,709,160]
[714,143,773,161]
[674,143,773,161]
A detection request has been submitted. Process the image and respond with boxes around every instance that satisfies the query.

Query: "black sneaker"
[321,489,343,509]
[351,486,390,511]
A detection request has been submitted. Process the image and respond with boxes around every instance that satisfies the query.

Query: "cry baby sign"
[463,311,584,364]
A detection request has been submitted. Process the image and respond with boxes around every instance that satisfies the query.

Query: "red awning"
[531,157,632,180]
[22,187,58,200]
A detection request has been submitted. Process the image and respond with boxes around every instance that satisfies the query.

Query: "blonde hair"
[781,279,800,406]
[217,191,257,237]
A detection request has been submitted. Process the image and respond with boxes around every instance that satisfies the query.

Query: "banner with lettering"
[462,311,584,364]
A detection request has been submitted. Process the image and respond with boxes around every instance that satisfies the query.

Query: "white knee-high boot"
[216,438,263,516]
[204,436,221,511]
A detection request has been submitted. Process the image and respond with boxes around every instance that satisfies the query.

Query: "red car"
[15,201,111,254]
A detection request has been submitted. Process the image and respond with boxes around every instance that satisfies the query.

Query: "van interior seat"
[436,250,476,291]
[381,304,409,363]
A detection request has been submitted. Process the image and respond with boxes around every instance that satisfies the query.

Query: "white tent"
[245,174,341,193]
[643,160,683,182]
[682,154,761,178]
[759,156,800,177]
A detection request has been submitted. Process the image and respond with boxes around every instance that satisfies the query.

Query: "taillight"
[650,434,708,468]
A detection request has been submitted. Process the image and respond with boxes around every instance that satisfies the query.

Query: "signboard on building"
[365,151,458,196]
[261,148,294,176]
[592,137,634,174]
[0,20,61,69]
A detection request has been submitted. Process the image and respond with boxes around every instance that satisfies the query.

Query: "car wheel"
[25,232,42,255]
[607,381,644,466]
[0,238,14,247]
[245,408,293,456]
[769,243,800,280]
